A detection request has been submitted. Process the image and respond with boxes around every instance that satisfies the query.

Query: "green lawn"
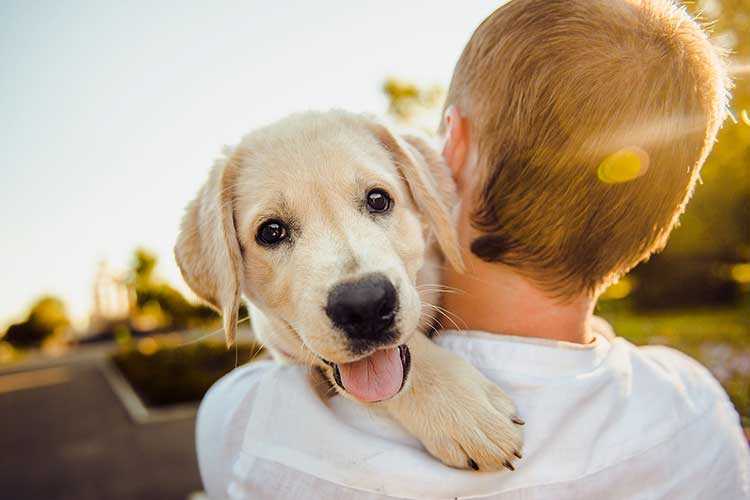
[598,306,750,424]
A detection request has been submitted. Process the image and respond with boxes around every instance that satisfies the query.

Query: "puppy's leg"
[383,333,524,471]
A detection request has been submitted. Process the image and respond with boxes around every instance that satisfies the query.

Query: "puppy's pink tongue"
[338,347,403,402]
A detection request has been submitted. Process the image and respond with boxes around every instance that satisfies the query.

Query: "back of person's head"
[444,0,729,297]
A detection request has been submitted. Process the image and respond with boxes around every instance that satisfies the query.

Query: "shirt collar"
[435,316,614,378]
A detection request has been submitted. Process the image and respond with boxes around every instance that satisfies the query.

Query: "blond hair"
[445,0,729,297]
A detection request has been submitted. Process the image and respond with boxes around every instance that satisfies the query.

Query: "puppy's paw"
[385,335,524,472]
[417,381,524,472]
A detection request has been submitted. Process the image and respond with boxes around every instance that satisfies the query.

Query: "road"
[0,361,203,500]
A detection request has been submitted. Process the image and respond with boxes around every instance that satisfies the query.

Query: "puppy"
[175,110,524,471]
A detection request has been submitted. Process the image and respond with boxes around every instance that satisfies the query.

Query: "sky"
[0,1,501,327]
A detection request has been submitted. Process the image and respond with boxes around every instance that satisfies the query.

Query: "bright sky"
[0,1,501,327]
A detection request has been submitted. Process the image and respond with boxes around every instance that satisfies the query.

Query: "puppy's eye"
[366,188,392,214]
[256,220,288,246]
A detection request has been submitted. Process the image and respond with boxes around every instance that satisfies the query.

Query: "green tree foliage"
[382,78,445,130]
[132,247,157,284]
[666,0,750,260]
[129,248,218,330]
[629,0,750,307]
[2,296,70,348]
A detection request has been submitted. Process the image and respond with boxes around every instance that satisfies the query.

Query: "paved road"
[0,363,202,500]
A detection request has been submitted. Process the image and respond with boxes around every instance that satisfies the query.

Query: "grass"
[598,305,750,424]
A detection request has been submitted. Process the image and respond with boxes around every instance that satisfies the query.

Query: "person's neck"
[441,255,596,345]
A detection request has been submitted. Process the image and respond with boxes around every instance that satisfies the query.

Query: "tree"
[665,0,750,261]
[128,248,218,331]
[2,296,70,348]
[132,248,157,284]
[627,0,750,307]
[382,78,445,131]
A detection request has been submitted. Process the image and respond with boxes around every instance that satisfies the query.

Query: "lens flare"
[137,337,159,356]
[731,263,750,284]
[597,147,649,184]
[741,109,750,127]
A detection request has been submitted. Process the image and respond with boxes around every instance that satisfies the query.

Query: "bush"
[631,255,743,310]
[112,339,265,407]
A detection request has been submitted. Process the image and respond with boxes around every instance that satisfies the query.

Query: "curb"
[98,360,198,424]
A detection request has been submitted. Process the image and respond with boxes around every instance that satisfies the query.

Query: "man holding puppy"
[197,0,749,498]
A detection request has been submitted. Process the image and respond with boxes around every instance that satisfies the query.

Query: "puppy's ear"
[175,152,243,346]
[366,122,465,273]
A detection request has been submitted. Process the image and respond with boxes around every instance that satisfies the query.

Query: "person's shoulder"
[626,343,750,495]
[196,360,314,499]
[583,334,749,496]
[608,338,743,444]
[613,338,729,413]
[203,358,273,397]
[198,359,312,432]
[202,359,283,402]
[623,341,730,408]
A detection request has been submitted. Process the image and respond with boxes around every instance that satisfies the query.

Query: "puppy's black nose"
[325,274,397,342]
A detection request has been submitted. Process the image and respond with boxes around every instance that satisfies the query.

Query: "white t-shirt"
[196,318,750,499]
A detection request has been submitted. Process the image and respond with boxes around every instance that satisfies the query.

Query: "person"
[196,0,750,498]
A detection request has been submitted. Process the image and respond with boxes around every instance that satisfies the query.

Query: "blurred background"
[1,1,748,499]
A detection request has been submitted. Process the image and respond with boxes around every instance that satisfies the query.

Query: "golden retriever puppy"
[175,110,524,471]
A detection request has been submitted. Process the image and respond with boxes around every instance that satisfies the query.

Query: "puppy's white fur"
[176,110,523,471]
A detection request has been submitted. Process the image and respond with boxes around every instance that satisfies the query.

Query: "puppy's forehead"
[233,113,401,214]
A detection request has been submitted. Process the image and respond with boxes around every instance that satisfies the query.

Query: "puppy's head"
[175,111,462,402]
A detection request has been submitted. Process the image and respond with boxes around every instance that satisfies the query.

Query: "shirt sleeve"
[196,360,276,500]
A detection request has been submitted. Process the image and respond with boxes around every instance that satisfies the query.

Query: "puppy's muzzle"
[325,273,398,348]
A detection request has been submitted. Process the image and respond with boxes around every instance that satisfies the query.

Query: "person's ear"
[441,105,470,192]
[174,151,243,347]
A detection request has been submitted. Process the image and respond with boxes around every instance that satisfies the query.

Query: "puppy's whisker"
[417,286,460,293]
[419,309,444,334]
[419,310,437,325]
[417,286,464,296]
[431,303,469,331]
[424,303,467,332]
[424,319,442,337]
[417,283,465,294]
[249,340,265,361]
[176,316,251,347]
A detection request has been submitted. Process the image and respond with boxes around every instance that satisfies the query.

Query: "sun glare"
[597,147,650,184]
[730,62,750,76]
